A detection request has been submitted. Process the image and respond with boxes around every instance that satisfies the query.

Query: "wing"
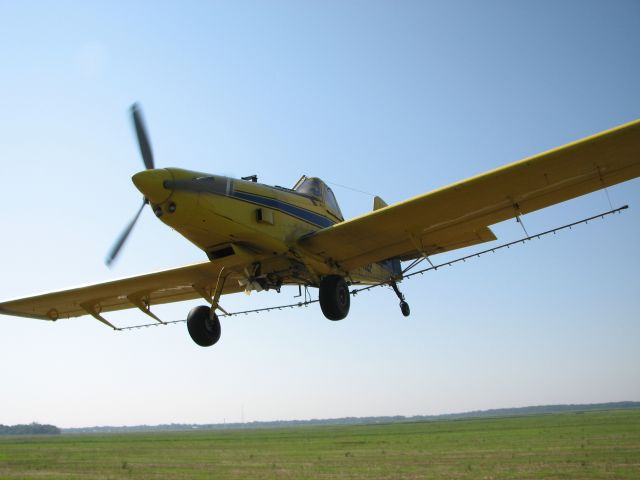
[300,119,640,271]
[0,245,262,327]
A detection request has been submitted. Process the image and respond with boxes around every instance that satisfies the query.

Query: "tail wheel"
[187,305,221,347]
[319,275,350,321]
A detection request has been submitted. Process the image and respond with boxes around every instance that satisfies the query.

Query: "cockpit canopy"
[293,176,343,221]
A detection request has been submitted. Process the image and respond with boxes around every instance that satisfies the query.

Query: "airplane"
[1,105,639,347]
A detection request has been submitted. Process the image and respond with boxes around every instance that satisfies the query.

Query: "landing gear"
[187,305,221,347]
[319,275,350,321]
[391,281,410,317]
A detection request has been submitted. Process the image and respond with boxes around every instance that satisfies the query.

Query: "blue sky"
[0,1,638,428]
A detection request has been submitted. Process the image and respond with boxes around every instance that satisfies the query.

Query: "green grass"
[1,409,639,479]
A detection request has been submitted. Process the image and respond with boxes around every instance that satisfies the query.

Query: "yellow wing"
[0,246,262,327]
[300,119,640,271]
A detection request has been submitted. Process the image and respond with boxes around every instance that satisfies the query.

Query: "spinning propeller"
[105,104,155,267]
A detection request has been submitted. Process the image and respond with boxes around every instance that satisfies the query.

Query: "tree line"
[64,401,640,434]
[0,423,61,435]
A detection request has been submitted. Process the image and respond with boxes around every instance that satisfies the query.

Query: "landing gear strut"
[319,275,350,321]
[390,281,410,317]
[187,305,221,347]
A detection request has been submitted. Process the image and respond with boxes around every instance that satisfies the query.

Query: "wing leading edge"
[299,119,640,271]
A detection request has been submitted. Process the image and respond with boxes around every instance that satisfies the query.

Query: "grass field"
[1,409,639,479]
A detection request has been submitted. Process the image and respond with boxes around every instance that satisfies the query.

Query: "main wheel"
[400,301,410,317]
[319,275,350,321]
[187,305,221,347]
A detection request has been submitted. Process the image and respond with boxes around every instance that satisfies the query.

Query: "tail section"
[373,196,401,277]
[373,196,388,211]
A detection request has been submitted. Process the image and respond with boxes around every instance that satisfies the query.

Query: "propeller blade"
[130,103,154,170]
[105,198,147,267]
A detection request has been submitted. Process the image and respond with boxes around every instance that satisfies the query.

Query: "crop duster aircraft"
[1,106,639,347]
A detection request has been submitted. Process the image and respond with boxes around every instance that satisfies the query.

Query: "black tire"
[187,305,221,347]
[400,301,410,317]
[319,275,350,321]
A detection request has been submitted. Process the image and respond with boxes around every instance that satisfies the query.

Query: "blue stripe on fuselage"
[232,190,336,229]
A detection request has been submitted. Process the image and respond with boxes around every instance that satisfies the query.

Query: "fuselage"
[132,168,399,288]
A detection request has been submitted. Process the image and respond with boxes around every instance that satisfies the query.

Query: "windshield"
[293,176,343,220]
[325,186,343,219]
[294,177,322,200]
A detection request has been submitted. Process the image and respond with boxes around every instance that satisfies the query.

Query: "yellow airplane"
[1,105,639,347]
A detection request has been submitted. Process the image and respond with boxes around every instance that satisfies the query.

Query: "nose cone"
[132,169,173,204]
